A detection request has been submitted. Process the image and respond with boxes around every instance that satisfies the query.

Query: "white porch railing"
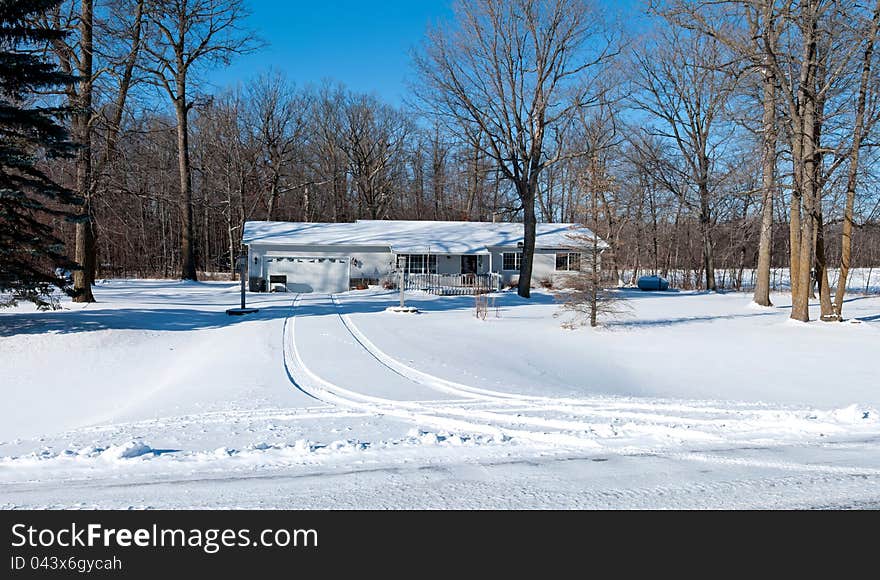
[405,273,502,295]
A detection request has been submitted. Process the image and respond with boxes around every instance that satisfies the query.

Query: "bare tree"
[751,1,783,307]
[22,1,878,293]
[633,29,739,292]
[245,71,308,221]
[71,0,95,302]
[556,100,624,327]
[662,1,784,304]
[35,0,146,302]
[95,0,145,170]
[37,1,96,301]
[342,93,410,220]
[833,0,880,318]
[414,0,617,298]
[140,0,255,280]
[768,0,861,321]
[310,84,350,222]
[193,89,260,275]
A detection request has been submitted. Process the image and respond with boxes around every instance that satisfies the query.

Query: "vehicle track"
[284,295,611,448]
[285,294,880,451]
[328,293,880,439]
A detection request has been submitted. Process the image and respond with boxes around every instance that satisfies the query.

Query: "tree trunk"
[815,210,834,320]
[698,182,716,292]
[631,181,646,285]
[303,184,311,221]
[202,181,210,272]
[227,178,235,278]
[589,155,600,327]
[789,155,803,305]
[72,0,95,303]
[753,64,777,306]
[649,188,659,276]
[517,183,537,298]
[266,169,280,220]
[465,134,480,219]
[790,5,819,323]
[175,89,197,281]
[834,0,879,318]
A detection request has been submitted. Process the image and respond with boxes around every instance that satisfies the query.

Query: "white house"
[242,220,607,294]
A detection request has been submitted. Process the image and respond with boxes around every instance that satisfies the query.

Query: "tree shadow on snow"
[0,304,297,336]
[0,291,507,336]
[603,310,780,329]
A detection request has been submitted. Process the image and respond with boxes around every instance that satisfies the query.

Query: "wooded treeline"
[7,0,880,321]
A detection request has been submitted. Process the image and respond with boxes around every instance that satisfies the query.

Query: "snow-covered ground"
[622,266,880,294]
[1,280,879,509]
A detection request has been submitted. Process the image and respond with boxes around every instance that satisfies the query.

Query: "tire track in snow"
[327,294,740,439]
[330,294,539,404]
[286,294,880,451]
[329,294,880,438]
[330,292,762,415]
[284,295,609,449]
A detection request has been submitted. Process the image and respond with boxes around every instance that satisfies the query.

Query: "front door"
[460,255,478,275]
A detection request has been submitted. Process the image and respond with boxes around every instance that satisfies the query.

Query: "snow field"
[1,280,879,508]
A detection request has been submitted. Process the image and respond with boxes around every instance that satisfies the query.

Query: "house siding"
[489,247,559,286]
[247,242,600,291]
[489,247,601,287]
[248,244,393,288]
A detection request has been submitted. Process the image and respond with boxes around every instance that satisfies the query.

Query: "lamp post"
[397,254,407,308]
[227,254,259,316]
[386,254,418,314]
[238,255,246,309]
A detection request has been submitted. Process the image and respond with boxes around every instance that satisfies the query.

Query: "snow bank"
[101,441,154,460]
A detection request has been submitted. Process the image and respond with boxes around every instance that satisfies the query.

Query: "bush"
[553,271,629,328]
[474,294,488,320]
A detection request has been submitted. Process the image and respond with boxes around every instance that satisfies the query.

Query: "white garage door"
[265,256,350,293]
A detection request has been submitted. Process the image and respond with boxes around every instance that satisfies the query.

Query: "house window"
[401,254,437,274]
[556,252,582,271]
[502,252,522,271]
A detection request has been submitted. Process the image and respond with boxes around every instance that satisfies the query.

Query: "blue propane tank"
[637,275,670,291]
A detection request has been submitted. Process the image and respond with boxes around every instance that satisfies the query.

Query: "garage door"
[265,256,350,293]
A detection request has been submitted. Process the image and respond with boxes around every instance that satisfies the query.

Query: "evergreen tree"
[0,0,80,309]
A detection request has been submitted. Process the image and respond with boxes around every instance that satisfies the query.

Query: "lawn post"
[226,254,259,316]
[398,255,406,308]
[239,255,246,309]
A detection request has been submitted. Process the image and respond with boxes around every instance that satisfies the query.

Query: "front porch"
[396,252,492,276]
[395,252,500,295]
[404,272,503,295]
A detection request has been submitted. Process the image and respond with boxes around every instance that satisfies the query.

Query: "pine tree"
[0,0,80,309]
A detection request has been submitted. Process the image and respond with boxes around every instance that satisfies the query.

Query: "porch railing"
[405,272,502,295]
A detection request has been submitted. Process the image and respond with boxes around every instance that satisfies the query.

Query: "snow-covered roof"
[242,220,608,254]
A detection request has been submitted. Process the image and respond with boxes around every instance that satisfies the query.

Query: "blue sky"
[206,0,454,104]
[206,1,648,104]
